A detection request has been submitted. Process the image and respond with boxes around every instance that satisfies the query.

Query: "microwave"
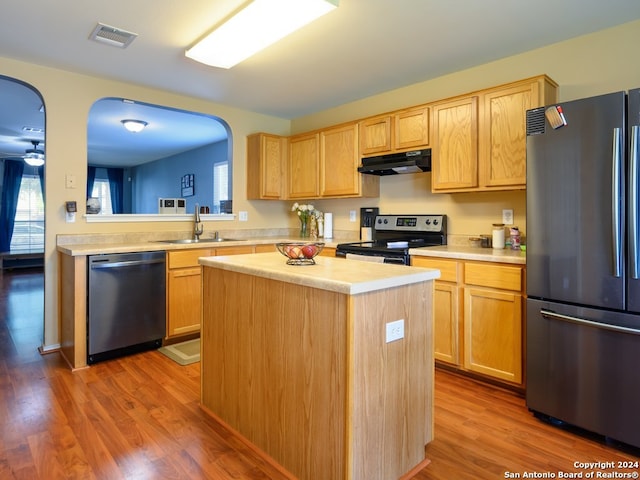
[158,198,186,214]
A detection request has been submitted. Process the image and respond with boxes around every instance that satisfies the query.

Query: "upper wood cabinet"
[431,96,479,191]
[359,106,430,157]
[431,75,558,193]
[480,77,557,188]
[320,123,379,198]
[247,133,287,200]
[288,132,320,199]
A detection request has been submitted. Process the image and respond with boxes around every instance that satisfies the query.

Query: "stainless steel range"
[336,214,447,265]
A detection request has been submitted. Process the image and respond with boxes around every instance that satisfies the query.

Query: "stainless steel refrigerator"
[526,90,640,449]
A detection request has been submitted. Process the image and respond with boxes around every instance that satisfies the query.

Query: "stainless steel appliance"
[526,90,640,448]
[336,214,446,265]
[357,149,431,175]
[88,251,166,364]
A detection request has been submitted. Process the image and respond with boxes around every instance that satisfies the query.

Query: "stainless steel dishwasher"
[88,251,166,364]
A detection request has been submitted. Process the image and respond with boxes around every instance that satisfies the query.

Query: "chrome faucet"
[193,203,203,241]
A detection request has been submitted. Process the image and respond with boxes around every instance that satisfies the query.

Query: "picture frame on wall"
[181,173,194,197]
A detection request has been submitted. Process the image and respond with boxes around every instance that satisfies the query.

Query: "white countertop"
[200,252,440,295]
[409,245,526,265]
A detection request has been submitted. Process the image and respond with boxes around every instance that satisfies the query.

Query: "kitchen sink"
[155,238,240,244]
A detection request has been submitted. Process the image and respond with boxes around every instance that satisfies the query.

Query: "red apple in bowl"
[301,244,318,259]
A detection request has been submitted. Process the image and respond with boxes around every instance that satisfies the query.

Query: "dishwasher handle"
[90,258,165,270]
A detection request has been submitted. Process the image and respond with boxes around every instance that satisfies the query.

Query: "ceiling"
[1,0,640,165]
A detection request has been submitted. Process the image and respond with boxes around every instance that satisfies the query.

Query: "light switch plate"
[502,209,514,225]
[65,174,77,189]
[239,211,248,221]
[349,210,357,222]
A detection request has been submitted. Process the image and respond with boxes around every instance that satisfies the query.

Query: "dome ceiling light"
[121,119,148,133]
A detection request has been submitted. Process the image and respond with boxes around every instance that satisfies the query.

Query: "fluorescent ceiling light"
[121,119,148,133]
[186,0,338,69]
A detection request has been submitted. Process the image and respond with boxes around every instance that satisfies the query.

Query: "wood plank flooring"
[1,268,639,479]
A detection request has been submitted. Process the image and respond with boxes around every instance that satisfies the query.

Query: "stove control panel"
[374,215,446,233]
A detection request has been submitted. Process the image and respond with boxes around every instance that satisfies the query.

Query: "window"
[213,161,229,213]
[91,178,113,214]
[10,174,44,252]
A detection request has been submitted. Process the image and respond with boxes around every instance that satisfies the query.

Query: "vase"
[299,218,309,237]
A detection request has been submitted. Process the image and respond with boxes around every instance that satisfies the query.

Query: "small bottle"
[492,223,505,249]
[510,227,521,250]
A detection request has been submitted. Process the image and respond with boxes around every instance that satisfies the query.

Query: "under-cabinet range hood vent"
[358,149,431,176]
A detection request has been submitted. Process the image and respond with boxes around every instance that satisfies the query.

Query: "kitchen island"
[199,252,440,480]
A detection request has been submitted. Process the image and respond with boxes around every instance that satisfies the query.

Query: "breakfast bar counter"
[199,252,439,480]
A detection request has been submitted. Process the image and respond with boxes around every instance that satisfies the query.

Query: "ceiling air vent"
[89,23,138,48]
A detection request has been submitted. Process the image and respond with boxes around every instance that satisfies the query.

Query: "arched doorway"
[0,75,46,350]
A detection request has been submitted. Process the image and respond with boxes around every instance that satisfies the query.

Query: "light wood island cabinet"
[200,253,438,480]
[412,256,525,387]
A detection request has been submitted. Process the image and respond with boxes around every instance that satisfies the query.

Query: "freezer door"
[627,88,640,313]
[526,92,626,310]
[526,298,640,449]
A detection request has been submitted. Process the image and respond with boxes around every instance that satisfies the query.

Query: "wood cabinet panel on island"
[199,253,436,480]
[411,256,524,387]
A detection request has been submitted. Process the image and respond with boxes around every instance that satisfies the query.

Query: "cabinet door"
[463,287,522,384]
[433,282,460,365]
[431,96,479,191]
[395,107,429,150]
[480,82,537,188]
[167,267,202,337]
[359,115,392,156]
[320,123,360,197]
[247,133,286,199]
[288,133,319,199]
[412,257,460,365]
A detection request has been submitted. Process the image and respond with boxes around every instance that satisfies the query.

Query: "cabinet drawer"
[464,262,522,291]
[215,245,255,256]
[168,248,213,269]
[411,257,458,283]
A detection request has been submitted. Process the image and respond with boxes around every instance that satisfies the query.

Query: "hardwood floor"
[1,268,638,479]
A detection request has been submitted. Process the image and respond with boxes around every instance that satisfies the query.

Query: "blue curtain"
[107,167,124,214]
[87,166,96,199]
[0,160,25,252]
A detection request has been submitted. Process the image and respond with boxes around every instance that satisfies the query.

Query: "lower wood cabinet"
[411,256,524,386]
[166,245,256,339]
[167,248,213,338]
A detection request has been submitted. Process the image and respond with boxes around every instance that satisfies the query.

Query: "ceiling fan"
[23,140,45,167]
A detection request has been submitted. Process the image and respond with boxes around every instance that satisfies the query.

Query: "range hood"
[357,149,431,176]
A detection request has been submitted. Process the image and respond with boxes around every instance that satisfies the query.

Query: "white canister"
[492,223,505,249]
[324,213,333,239]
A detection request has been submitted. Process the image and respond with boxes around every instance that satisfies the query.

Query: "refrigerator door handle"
[631,125,640,279]
[540,309,640,336]
[612,127,622,278]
